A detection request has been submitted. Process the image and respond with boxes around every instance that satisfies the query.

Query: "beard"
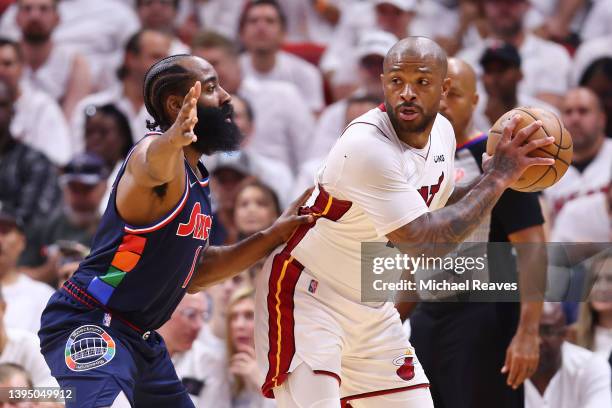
[23,23,51,45]
[191,102,243,155]
[386,101,437,135]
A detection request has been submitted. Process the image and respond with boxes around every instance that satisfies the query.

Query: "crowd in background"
[0,0,610,406]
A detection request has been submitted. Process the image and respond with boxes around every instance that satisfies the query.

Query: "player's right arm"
[116,82,201,225]
[386,116,554,255]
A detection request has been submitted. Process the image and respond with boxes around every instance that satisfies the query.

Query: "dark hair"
[235,178,281,218]
[191,31,240,57]
[117,30,146,80]
[0,37,22,62]
[143,54,196,131]
[239,0,287,32]
[85,104,134,158]
[346,94,381,106]
[233,93,254,123]
[580,57,612,86]
[136,0,179,8]
[17,0,59,8]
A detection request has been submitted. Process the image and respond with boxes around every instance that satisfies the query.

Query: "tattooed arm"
[387,116,555,256]
[445,176,481,205]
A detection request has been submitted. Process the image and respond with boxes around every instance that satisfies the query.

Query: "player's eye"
[207,84,216,92]
[391,77,401,85]
[418,79,430,86]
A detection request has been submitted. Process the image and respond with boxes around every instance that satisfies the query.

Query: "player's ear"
[472,91,479,109]
[165,94,183,122]
[442,77,451,97]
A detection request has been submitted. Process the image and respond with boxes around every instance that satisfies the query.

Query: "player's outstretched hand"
[501,330,540,389]
[167,81,201,147]
[267,188,315,245]
[488,114,555,186]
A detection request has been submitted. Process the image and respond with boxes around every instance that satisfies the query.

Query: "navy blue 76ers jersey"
[67,134,212,330]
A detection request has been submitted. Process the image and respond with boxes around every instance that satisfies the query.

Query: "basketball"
[486,107,573,192]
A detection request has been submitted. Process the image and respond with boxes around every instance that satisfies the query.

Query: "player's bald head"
[447,58,477,95]
[383,37,448,78]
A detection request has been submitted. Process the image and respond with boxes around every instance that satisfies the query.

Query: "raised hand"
[168,81,201,148]
[488,115,556,186]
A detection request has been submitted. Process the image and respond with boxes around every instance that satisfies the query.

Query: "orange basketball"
[486,107,573,192]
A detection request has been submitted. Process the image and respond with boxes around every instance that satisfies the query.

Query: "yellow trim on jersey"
[273,255,294,386]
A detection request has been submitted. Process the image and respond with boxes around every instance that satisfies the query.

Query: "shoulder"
[561,342,602,372]
[431,114,456,149]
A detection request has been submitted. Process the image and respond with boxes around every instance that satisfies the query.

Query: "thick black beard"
[385,101,436,136]
[23,26,51,45]
[191,103,243,155]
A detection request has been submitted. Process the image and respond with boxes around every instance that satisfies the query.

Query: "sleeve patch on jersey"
[111,251,140,272]
[86,277,114,305]
[118,234,146,255]
[100,267,127,288]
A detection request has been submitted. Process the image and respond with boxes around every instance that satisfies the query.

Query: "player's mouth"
[397,105,421,121]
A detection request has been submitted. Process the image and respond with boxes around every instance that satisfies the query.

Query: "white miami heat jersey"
[291,106,456,302]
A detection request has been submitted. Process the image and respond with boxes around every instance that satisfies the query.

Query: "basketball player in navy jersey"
[38,54,313,408]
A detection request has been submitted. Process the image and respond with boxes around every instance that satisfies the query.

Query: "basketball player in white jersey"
[255,37,556,408]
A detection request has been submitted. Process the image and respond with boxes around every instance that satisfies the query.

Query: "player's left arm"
[186,189,314,292]
[502,224,546,390]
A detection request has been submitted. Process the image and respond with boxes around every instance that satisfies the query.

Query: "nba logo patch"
[308,279,318,294]
[65,325,116,372]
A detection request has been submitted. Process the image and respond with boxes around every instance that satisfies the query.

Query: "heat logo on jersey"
[177,202,212,240]
[418,172,445,207]
[393,347,418,381]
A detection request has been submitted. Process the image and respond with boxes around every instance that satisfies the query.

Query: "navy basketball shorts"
[38,290,194,408]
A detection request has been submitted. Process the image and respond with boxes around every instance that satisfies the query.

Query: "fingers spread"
[512,120,542,147]
[501,115,520,144]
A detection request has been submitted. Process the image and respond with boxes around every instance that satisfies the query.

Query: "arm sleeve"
[325,126,429,237]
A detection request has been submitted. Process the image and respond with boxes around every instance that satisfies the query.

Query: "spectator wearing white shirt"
[473,41,559,132]
[551,187,612,242]
[194,0,247,41]
[579,57,612,139]
[0,38,70,166]
[571,36,612,87]
[0,0,140,88]
[0,290,56,388]
[192,31,315,174]
[544,87,612,220]
[136,0,190,55]
[227,287,275,408]
[525,303,611,408]
[70,29,171,152]
[573,253,612,362]
[277,0,344,45]
[321,0,417,99]
[238,0,325,113]
[16,0,91,120]
[207,94,293,209]
[0,207,53,334]
[457,0,571,108]
[158,293,231,408]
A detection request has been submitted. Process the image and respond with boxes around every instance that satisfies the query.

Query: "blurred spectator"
[276,0,343,45]
[321,0,417,94]
[0,38,70,166]
[226,286,273,408]
[0,290,56,387]
[524,303,611,408]
[544,87,612,219]
[193,31,314,174]
[0,0,140,87]
[573,253,612,360]
[293,94,380,197]
[579,57,612,138]
[198,272,253,355]
[193,0,246,41]
[308,30,395,159]
[20,153,108,286]
[457,0,571,108]
[16,0,92,119]
[473,41,559,131]
[0,363,36,408]
[158,293,231,408]
[82,104,134,215]
[0,79,60,227]
[551,180,611,242]
[207,94,293,209]
[239,0,325,112]
[0,205,53,334]
[571,38,612,86]
[136,0,190,55]
[233,179,281,241]
[70,29,170,151]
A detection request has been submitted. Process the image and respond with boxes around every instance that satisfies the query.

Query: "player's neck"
[184,147,202,177]
[250,50,277,74]
[21,40,53,71]
[395,124,434,149]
